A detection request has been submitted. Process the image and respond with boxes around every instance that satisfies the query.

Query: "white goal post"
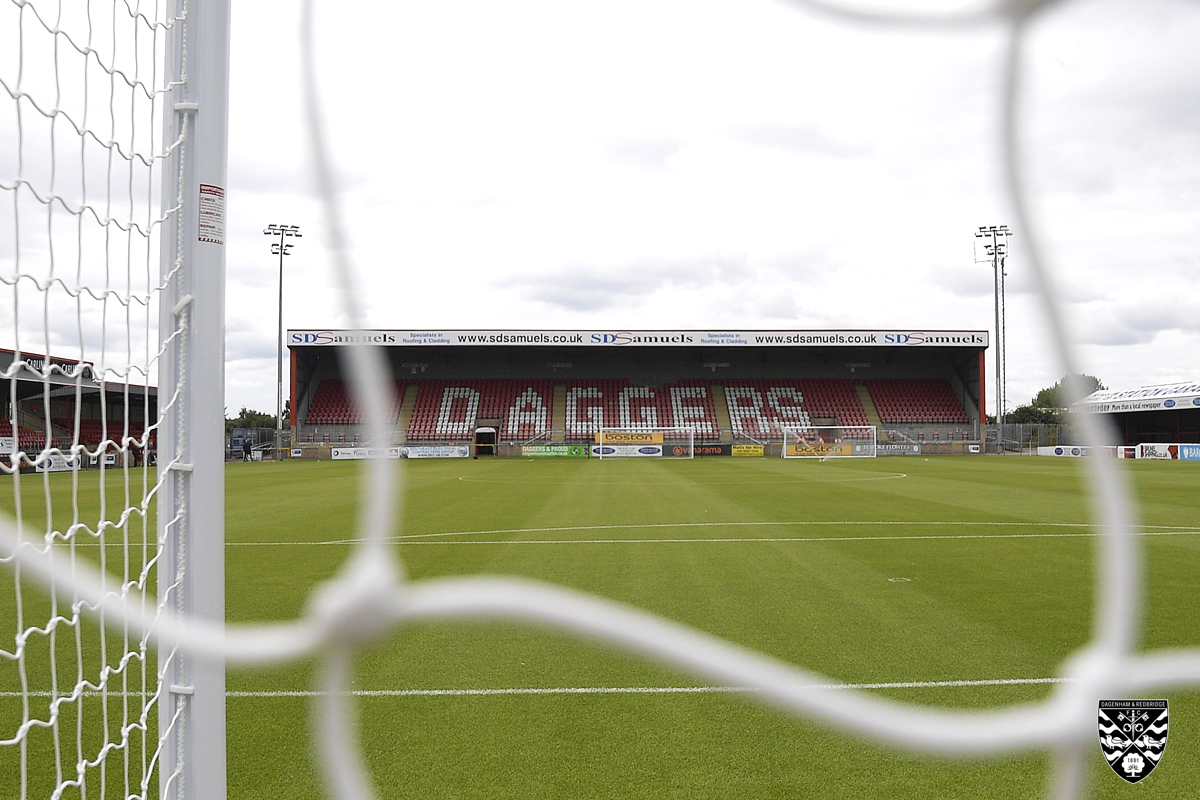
[1,2,229,800]
[594,427,695,459]
[781,426,877,459]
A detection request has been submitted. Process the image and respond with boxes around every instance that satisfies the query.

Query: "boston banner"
[595,431,664,445]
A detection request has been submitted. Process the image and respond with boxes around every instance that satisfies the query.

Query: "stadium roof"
[1078,381,1200,414]
[287,329,988,349]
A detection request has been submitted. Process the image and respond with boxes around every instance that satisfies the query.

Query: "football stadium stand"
[407,379,554,441]
[49,419,148,448]
[0,420,56,451]
[866,379,970,424]
[563,380,719,441]
[305,379,406,426]
[286,329,988,451]
[723,379,870,439]
[295,377,979,444]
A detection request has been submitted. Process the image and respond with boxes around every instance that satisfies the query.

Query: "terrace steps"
[396,383,419,443]
[711,383,733,443]
[855,383,885,436]
[551,384,566,442]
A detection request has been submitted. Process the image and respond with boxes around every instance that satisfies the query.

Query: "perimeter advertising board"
[784,442,857,457]
[590,444,662,457]
[878,443,921,455]
[1137,444,1179,460]
[331,447,404,460]
[522,445,588,457]
[329,445,471,459]
[403,445,470,459]
[35,454,81,472]
[1037,446,1119,458]
[1181,444,1200,461]
[289,329,988,349]
[732,444,763,457]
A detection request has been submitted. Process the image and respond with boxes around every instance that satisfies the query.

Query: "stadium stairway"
[855,382,885,437]
[551,383,566,442]
[396,383,419,443]
[711,383,734,443]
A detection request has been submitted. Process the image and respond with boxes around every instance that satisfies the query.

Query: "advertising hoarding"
[402,445,470,459]
[590,444,662,457]
[331,446,405,460]
[878,443,921,455]
[521,445,588,457]
[1037,446,1119,458]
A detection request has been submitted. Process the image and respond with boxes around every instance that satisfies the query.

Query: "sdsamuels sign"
[288,329,989,348]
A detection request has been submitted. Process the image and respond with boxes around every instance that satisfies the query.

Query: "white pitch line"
[224,521,1200,547]
[455,472,910,486]
[0,677,1071,700]
[229,677,1071,697]
[394,531,1200,546]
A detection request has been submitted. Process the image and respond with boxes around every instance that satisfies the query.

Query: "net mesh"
[3,2,1199,800]
[781,425,877,457]
[1,0,180,798]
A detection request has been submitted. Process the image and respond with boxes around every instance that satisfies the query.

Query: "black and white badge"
[1098,700,1168,783]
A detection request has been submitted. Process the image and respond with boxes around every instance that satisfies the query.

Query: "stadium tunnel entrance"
[473,426,496,457]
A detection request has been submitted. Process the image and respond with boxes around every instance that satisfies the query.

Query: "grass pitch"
[4,455,1200,798]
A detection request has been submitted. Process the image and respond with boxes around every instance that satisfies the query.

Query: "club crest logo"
[1098,700,1168,783]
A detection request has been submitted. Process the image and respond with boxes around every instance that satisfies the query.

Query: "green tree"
[1007,374,1106,424]
[225,407,277,436]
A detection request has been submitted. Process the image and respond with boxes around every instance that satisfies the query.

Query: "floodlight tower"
[975,225,1011,452]
[264,223,301,456]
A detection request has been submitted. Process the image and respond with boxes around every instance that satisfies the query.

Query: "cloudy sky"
[218,0,1199,414]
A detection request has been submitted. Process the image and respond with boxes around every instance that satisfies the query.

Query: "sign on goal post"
[781,426,877,458]
[594,428,696,458]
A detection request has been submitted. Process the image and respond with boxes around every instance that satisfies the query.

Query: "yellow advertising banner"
[595,431,664,444]
[784,442,854,457]
[731,444,764,457]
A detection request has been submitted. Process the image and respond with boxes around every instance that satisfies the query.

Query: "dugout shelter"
[286,329,988,454]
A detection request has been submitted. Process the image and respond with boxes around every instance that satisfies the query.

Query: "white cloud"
[8,0,1197,413]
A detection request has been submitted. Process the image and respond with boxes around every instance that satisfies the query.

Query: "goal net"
[2,1,228,800]
[2,2,1192,800]
[781,426,877,459]
[594,427,695,459]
